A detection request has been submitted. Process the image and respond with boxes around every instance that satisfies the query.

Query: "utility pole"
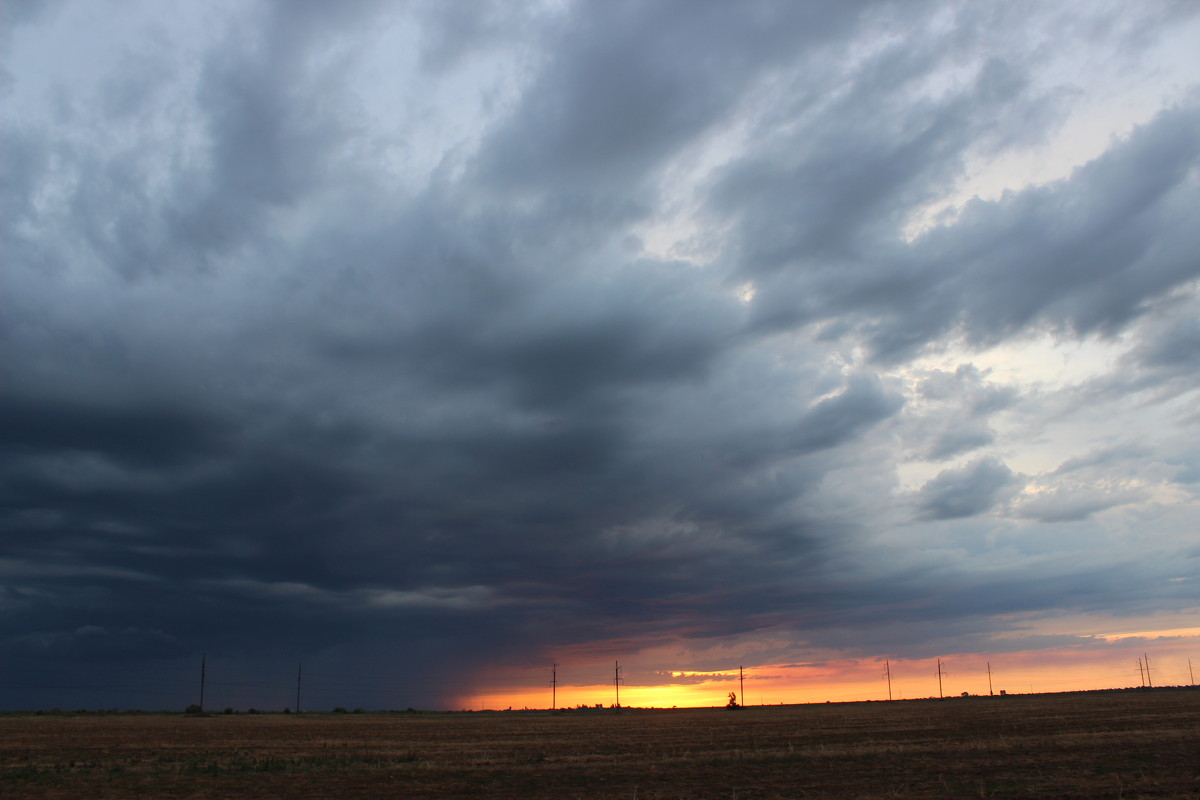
[296,663,302,715]
[1189,658,1194,686]
[884,660,893,701]
[199,653,207,712]
[1144,653,1152,688]
[1137,658,1145,687]
[739,666,744,708]
[551,663,557,711]
[614,661,622,708]
[987,662,993,697]
[936,658,945,698]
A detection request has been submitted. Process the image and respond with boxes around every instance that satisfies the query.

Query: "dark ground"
[3,689,1199,798]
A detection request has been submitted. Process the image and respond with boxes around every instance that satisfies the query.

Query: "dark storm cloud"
[476,0,877,196]
[914,457,1019,521]
[723,95,1200,362]
[0,395,223,468]
[10,625,185,663]
[930,106,1200,344]
[1131,317,1200,370]
[2,0,1198,709]
[1111,306,1200,403]
[702,3,1200,360]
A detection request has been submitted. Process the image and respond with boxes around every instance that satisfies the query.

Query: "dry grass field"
[2,689,1198,798]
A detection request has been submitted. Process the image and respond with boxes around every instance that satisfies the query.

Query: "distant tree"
[185,704,203,714]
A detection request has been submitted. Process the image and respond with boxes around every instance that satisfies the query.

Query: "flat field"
[2,690,1198,798]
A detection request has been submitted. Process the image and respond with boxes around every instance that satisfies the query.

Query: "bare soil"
[2,689,1198,798]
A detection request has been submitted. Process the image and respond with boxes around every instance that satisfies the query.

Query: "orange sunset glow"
[462,631,1200,711]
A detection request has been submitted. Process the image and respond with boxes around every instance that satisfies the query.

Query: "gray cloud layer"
[2,0,1198,709]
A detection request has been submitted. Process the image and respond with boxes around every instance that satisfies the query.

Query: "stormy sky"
[3,0,1199,710]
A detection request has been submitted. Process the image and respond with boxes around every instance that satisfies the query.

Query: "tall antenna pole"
[884,660,892,701]
[199,653,207,712]
[551,663,557,711]
[614,661,622,708]
[739,666,744,708]
[936,658,944,698]
[987,662,993,697]
[1144,653,1152,688]
[296,662,302,715]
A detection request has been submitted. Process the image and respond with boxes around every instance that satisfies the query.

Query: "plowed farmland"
[3,689,1198,798]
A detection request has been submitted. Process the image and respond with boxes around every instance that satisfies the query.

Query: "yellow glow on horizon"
[1093,626,1200,642]
[459,634,1200,711]
[463,678,745,712]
